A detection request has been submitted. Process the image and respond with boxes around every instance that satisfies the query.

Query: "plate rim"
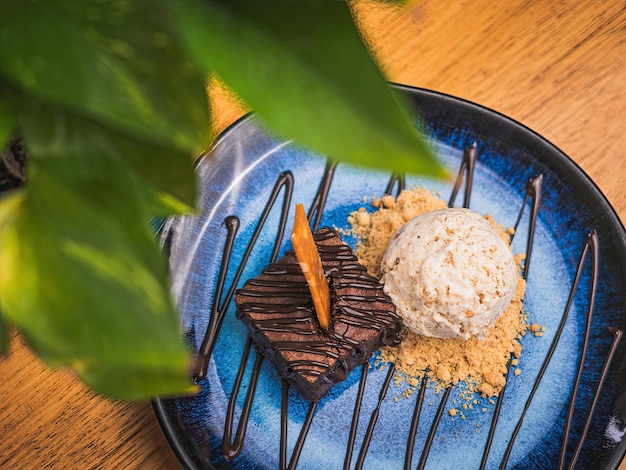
[152,84,626,470]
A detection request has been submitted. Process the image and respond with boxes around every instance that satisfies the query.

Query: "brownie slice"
[235,226,402,402]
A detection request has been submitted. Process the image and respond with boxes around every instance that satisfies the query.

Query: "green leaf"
[0,101,15,149]
[0,156,195,400]
[0,0,212,399]
[20,97,198,215]
[0,193,22,356]
[176,0,445,177]
[0,0,211,156]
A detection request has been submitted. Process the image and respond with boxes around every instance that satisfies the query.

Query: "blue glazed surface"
[154,87,626,469]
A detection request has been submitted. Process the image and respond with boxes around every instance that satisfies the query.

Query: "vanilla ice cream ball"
[380,208,517,340]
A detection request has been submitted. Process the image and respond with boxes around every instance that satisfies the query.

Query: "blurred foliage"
[0,0,441,399]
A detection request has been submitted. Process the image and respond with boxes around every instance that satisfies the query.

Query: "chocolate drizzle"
[404,375,428,470]
[192,171,294,382]
[187,143,619,468]
[344,363,369,470]
[280,382,317,470]
[353,364,396,469]
[558,230,599,469]
[309,160,337,232]
[191,215,240,382]
[568,326,623,469]
[385,173,406,198]
[417,387,453,470]
[493,230,600,469]
[222,337,263,460]
[479,356,512,470]
[449,141,476,208]
[512,174,543,280]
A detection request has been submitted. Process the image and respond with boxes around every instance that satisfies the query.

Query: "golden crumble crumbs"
[346,187,545,400]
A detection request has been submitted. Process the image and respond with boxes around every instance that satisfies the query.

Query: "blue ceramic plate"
[153,86,626,469]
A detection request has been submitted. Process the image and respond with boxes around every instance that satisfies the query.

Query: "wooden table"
[1,1,624,468]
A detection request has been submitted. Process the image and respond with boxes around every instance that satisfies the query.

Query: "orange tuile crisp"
[291,203,331,330]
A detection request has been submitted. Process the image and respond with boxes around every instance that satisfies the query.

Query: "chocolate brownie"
[235,226,401,402]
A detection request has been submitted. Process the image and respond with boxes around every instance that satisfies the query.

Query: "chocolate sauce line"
[449,143,500,463]
[558,230,599,470]
[448,142,476,208]
[478,175,544,467]
[192,215,239,382]
[354,363,396,470]
[567,327,623,470]
[479,355,514,470]
[308,159,337,232]
[511,174,543,280]
[222,337,264,460]
[498,230,599,470]
[417,387,452,470]
[219,171,294,307]
[385,173,406,197]
[343,363,369,470]
[222,164,333,464]
[280,381,318,470]
[404,375,428,470]
[192,171,294,382]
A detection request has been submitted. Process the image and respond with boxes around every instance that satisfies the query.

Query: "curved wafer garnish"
[291,204,331,330]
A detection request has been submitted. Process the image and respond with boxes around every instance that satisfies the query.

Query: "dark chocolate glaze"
[189,142,616,468]
[235,226,402,403]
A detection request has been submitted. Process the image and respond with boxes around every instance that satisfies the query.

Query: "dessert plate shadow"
[153,85,626,469]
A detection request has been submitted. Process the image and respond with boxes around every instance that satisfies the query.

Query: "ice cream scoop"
[381,207,517,340]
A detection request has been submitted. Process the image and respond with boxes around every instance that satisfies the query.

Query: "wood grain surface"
[1,1,624,469]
